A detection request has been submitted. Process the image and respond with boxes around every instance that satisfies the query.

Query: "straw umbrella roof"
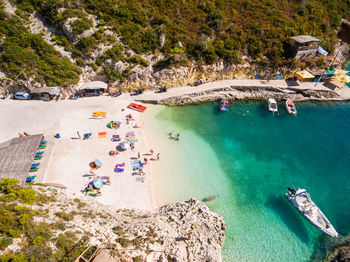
[0,134,43,181]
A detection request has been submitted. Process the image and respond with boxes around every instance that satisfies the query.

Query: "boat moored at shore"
[268,98,278,113]
[285,187,338,238]
[286,99,297,116]
[220,100,229,112]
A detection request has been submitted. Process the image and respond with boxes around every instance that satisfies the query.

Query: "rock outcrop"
[9,187,226,262]
[323,241,350,262]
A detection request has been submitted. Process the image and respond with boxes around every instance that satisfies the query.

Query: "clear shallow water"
[145,102,350,261]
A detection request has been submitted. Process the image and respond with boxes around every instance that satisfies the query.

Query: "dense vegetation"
[2,0,350,84]
[0,179,91,261]
[0,8,81,86]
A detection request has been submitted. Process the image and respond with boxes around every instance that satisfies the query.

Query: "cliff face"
[2,185,226,262]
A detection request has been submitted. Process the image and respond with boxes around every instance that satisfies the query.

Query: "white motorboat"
[285,187,338,238]
[268,98,278,113]
[286,99,297,116]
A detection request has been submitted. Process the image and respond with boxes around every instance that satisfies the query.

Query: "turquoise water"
[145,102,350,261]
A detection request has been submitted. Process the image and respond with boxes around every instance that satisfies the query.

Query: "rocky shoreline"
[4,185,226,262]
[134,80,350,106]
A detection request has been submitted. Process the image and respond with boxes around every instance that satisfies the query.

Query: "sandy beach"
[0,94,158,210]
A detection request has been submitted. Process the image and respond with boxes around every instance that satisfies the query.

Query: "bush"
[71,18,93,35]
[55,212,74,221]
[0,237,13,250]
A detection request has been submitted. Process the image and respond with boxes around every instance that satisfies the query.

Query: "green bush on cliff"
[0,178,91,261]
[0,12,81,86]
[12,0,350,78]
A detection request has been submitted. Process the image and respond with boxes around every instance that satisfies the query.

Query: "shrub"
[54,212,74,221]
[116,237,130,248]
[0,237,13,250]
[71,18,93,35]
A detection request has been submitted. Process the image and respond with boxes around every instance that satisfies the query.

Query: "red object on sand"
[128,103,147,112]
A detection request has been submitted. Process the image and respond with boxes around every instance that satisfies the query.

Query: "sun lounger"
[126,132,135,136]
[34,156,43,160]
[35,152,44,156]
[111,135,121,142]
[116,163,125,167]
[136,177,145,183]
[38,145,46,149]
[29,167,39,172]
[40,141,47,145]
[114,168,124,173]
[31,163,40,168]
[98,132,107,138]
[131,160,141,165]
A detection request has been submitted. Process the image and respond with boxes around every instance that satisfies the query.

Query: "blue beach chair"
[31,163,40,168]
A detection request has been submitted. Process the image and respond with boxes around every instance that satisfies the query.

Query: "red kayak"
[128,103,147,112]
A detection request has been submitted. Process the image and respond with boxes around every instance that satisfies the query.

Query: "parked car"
[14,92,32,100]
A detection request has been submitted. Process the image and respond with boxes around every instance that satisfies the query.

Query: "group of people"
[18,132,30,137]
[168,132,180,141]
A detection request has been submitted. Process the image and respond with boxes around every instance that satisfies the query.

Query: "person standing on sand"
[156,153,160,160]
[77,131,81,140]
[137,152,140,159]
[144,158,148,165]
[150,149,154,155]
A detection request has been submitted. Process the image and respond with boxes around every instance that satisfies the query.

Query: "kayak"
[128,103,147,112]
[220,100,229,112]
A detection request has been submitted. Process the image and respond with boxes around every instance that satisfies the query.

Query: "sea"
[144,101,350,262]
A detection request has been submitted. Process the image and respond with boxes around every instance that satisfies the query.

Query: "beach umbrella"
[93,178,103,189]
[107,121,114,129]
[334,74,350,84]
[94,159,102,167]
[120,141,130,150]
[295,70,315,79]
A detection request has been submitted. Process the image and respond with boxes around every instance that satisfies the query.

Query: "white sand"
[0,94,157,210]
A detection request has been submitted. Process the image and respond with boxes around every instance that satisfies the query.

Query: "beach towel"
[115,163,125,167]
[136,177,145,183]
[84,133,92,139]
[114,168,124,173]
[126,133,135,137]
[131,160,141,165]
[98,132,107,138]
[128,137,137,142]
[126,132,135,136]
[132,164,143,170]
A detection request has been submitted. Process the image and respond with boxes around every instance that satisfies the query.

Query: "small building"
[30,87,60,101]
[289,35,321,60]
[78,81,108,97]
[0,134,44,181]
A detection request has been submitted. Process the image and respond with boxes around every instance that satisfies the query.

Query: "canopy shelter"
[295,70,315,79]
[0,134,44,181]
[30,87,60,95]
[30,87,60,101]
[78,81,108,97]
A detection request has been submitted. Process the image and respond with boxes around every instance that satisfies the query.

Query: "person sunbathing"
[133,124,140,128]
[23,132,30,136]
[109,151,119,156]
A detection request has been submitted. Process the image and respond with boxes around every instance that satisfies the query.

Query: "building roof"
[0,134,43,181]
[79,81,108,90]
[30,87,60,95]
[290,35,321,44]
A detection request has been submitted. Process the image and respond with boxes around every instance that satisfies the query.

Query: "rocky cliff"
[2,185,226,262]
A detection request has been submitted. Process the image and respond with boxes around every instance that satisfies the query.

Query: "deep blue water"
[152,101,350,261]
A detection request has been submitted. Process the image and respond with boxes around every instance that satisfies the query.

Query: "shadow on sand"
[266,195,310,244]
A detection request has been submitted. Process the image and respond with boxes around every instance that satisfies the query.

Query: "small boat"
[220,100,229,112]
[285,187,338,238]
[286,99,297,116]
[128,103,147,112]
[268,98,278,113]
